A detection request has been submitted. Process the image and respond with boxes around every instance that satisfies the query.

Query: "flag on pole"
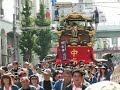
[60,41,67,61]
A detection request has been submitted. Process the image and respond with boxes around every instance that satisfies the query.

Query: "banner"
[56,47,68,64]
[56,46,94,64]
[60,41,67,61]
[67,46,94,64]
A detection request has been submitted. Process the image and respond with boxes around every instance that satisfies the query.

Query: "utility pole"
[13,14,17,61]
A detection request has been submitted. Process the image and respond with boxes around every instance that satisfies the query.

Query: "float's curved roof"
[64,12,93,21]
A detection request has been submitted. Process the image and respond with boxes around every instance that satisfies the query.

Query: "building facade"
[0,0,43,65]
[0,0,22,65]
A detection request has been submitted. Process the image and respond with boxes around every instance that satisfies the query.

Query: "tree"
[34,29,52,60]
[33,1,52,61]
[35,2,49,26]
[19,0,35,62]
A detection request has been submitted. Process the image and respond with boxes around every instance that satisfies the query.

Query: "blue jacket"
[85,76,97,84]
[0,85,19,90]
[19,85,37,90]
[54,79,72,90]
[54,79,63,90]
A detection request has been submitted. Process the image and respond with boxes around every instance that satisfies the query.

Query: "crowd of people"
[0,61,114,90]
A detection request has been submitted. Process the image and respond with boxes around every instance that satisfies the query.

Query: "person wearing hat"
[30,75,44,90]
[19,77,37,90]
[97,65,110,82]
[94,63,102,77]
[40,69,54,90]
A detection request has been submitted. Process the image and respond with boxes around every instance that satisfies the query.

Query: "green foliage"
[33,2,52,61]
[19,0,35,62]
[21,0,32,27]
[36,3,49,26]
[34,29,52,61]
[19,0,52,62]
[19,30,36,62]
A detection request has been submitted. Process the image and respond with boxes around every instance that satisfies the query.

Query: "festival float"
[55,12,96,65]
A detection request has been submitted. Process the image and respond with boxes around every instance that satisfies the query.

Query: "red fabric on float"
[67,46,94,64]
[56,46,94,64]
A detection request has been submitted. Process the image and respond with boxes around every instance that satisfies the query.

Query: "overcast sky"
[3,0,120,25]
[57,0,120,25]
[57,0,78,3]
